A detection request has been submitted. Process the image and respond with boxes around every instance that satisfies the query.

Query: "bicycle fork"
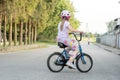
[79,44,86,64]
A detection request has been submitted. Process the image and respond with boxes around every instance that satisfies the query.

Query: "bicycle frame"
[47,32,93,72]
[60,33,86,64]
[61,49,70,59]
[78,42,86,64]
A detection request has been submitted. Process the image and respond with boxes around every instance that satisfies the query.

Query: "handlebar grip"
[69,32,83,41]
[79,33,82,41]
[69,32,73,35]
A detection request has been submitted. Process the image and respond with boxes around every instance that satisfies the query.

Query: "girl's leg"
[65,39,78,69]
[69,50,78,62]
[66,50,78,69]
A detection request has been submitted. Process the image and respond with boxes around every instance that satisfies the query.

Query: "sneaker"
[66,61,76,69]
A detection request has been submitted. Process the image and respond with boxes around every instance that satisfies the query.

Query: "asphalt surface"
[0,42,120,80]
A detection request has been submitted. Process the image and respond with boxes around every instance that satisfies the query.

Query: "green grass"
[82,37,96,43]
[36,40,56,45]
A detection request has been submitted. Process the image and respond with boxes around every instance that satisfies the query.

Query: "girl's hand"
[79,31,84,34]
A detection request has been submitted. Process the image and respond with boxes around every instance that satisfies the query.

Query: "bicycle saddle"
[58,42,67,48]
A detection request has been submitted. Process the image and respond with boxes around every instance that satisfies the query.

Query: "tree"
[7,0,14,46]
[38,0,80,41]
[106,20,115,32]
[0,0,80,48]
[2,0,7,47]
[0,0,2,44]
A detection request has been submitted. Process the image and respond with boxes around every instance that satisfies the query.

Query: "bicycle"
[47,32,93,73]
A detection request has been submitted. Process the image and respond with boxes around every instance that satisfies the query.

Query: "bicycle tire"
[47,52,65,72]
[76,53,93,73]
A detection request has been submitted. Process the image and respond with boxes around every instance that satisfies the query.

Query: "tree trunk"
[0,14,2,45]
[28,19,31,44]
[0,2,2,45]
[14,21,17,46]
[9,14,12,46]
[24,22,27,45]
[31,26,33,44]
[19,20,23,45]
[3,14,6,47]
[34,23,37,43]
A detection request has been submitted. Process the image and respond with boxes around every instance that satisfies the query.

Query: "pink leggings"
[58,38,78,51]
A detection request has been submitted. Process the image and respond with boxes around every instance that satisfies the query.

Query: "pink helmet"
[60,10,71,20]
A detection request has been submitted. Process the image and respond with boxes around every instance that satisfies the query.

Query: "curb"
[94,43,120,55]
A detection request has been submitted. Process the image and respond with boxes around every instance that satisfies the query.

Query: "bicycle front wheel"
[47,52,65,72]
[76,53,93,73]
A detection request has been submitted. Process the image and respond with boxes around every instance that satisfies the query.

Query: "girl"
[57,10,82,69]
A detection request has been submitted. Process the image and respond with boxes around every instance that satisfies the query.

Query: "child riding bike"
[57,10,82,69]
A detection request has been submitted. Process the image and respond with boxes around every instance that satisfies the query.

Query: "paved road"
[0,42,120,80]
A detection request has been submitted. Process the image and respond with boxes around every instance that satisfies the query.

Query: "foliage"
[0,0,80,47]
[38,0,80,41]
[106,20,115,32]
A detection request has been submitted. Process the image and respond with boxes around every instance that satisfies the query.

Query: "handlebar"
[69,32,83,42]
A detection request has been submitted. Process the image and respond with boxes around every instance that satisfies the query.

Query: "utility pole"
[86,23,89,33]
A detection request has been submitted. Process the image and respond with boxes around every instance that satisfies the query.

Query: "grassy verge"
[82,37,96,43]
[0,40,58,53]
[37,39,56,45]
[0,42,49,53]
[0,37,97,53]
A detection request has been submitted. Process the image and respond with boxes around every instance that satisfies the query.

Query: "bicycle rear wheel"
[76,53,93,73]
[47,52,65,72]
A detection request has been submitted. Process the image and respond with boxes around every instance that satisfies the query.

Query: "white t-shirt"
[57,21,70,39]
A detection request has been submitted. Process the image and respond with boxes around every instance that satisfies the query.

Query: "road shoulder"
[94,43,120,55]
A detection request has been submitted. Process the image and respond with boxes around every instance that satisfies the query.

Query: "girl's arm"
[68,24,81,33]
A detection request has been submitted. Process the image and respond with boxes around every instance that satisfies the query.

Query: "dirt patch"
[0,44,47,53]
